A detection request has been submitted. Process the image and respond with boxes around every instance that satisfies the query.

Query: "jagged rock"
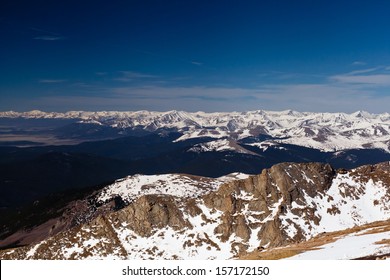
[258,219,285,247]
[234,215,250,241]
[186,199,202,217]
[114,195,188,237]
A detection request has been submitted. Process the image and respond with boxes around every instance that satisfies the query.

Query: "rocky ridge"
[0,173,247,250]
[1,162,390,259]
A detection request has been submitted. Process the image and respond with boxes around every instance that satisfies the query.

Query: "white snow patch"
[188,139,235,153]
[280,172,390,240]
[25,242,42,259]
[286,230,390,260]
[262,197,283,223]
[98,172,249,204]
[61,244,84,259]
[248,141,278,152]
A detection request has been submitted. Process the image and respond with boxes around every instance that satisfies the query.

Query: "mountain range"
[1,109,390,152]
[1,109,390,209]
[1,109,390,259]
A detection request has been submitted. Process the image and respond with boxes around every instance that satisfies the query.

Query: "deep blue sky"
[1,0,390,112]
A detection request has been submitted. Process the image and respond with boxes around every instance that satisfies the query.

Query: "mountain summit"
[2,162,390,260]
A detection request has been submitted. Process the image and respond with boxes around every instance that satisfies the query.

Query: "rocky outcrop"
[112,195,188,236]
[202,162,335,247]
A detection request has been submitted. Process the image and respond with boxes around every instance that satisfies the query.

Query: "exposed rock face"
[202,162,335,247]
[1,162,390,260]
[113,195,188,237]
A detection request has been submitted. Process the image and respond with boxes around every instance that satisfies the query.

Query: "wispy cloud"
[30,26,65,41]
[331,74,390,85]
[121,71,158,79]
[134,49,205,68]
[29,27,59,36]
[96,72,108,76]
[39,79,66,83]
[330,67,390,86]
[191,61,203,66]
[112,86,261,100]
[34,35,65,41]
[256,71,324,81]
[352,61,367,66]
[27,65,390,113]
[343,67,379,75]
[29,87,265,112]
[114,71,159,82]
[29,82,390,113]
[103,66,390,112]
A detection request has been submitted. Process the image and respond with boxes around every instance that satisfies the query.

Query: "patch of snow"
[248,141,278,152]
[286,230,390,260]
[262,197,283,223]
[281,171,390,239]
[25,242,42,259]
[82,237,100,248]
[98,172,250,204]
[188,139,235,153]
[98,174,219,203]
[61,243,84,259]
[218,172,250,181]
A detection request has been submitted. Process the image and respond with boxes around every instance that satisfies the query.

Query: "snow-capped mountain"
[1,109,390,152]
[2,161,390,260]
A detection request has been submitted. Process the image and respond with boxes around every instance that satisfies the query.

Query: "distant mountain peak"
[352,110,372,118]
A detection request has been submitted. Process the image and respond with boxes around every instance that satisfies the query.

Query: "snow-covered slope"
[2,162,390,260]
[2,109,390,152]
[97,172,249,203]
[280,168,390,239]
[286,227,390,260]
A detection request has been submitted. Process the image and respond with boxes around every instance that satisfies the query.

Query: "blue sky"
[1,0,390,113]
